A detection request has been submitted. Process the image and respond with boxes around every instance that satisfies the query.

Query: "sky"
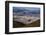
[13,7,40,16]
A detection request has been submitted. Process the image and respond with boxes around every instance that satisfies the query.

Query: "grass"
[13,19,40,28]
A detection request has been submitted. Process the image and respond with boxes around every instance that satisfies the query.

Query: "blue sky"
[13,7,40,16]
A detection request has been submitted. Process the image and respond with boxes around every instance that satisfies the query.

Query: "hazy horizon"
[13,7,40,17]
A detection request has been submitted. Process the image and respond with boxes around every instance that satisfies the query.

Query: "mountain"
[13,7,40,17]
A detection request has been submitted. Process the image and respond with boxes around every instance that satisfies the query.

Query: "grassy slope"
[13,19,40,28]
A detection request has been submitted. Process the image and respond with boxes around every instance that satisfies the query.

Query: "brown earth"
[13,19,40,28]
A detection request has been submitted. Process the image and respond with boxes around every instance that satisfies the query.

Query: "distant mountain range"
[13,7,40,17]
